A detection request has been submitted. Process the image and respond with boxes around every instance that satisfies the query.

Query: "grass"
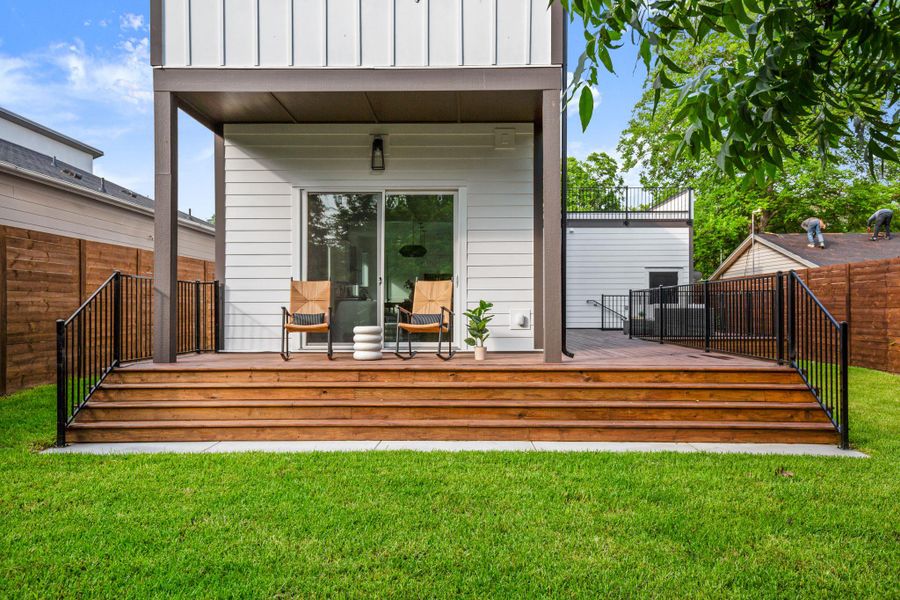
[1,368,899,598]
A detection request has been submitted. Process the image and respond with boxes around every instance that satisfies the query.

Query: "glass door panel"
[304,193,379,346]
[383,193,455,344]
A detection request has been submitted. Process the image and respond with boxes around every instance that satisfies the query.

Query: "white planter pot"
[353,333,382,344]
[474,346,487,361]
[352,342,382,352]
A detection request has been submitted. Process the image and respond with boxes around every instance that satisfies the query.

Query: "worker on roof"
[800,217,827,249]
[867,208,893,241]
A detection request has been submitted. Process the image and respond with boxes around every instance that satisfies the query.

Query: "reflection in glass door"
[383,193,455,344]
[304,193,379,347]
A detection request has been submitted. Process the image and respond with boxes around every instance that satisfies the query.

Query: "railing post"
[775,272,785,365]
[113,272,122,366]
[839,321,850,449]
[55,319,66,447]
[703,279,711,352]
[658,285,665,344]
[194,280,202,353]
[214,281,222,352]
[628,291,633,339]
[787,273,796,366]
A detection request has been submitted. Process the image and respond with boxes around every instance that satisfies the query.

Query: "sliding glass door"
[301,191,455,350]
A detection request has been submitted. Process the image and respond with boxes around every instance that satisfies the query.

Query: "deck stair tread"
[85,399,822,409]
[98,381,810,390]
[69,418,838,431]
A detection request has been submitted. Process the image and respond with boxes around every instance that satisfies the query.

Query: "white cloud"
[120,13,146,31]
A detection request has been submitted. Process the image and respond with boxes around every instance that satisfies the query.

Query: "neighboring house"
[566,187,694,329]
[711,232,900,280]
[0,107,214,260]
[149,0,566,361]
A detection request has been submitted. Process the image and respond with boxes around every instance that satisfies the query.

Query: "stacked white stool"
[352,325,383,361]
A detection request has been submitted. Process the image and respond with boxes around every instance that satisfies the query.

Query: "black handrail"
[587,294,629,330]
[55,272,221,446]
[629,271,849,448]
[567,186,693,221]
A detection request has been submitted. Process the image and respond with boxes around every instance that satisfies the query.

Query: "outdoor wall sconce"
[371,136,385,171]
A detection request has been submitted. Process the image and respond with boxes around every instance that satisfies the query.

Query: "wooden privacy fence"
[797,257,900,374]
[0,224,214,395]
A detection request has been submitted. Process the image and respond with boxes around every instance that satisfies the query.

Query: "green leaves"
[561,0,900,184]
[578,86,594,132]
[463,300,494,347]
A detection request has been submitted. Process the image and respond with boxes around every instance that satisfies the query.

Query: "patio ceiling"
[175,90,543,124]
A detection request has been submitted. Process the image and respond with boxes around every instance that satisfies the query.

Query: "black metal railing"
[56,272,221,445]
[567,186,692,221]
[587,294,629,330]
[629,271,849,448]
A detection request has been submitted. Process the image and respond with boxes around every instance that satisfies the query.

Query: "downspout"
[560,9,574,358]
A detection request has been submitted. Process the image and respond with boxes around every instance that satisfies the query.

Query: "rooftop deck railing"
[566,186,693,222]
[55,272,222,446]
[629,272,849,448]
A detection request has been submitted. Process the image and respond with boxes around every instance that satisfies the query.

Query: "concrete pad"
[205,441,380,453]
[43,442,218,455]
[375,441,536,452]
[688,443,867,458]
[533,442,697,453]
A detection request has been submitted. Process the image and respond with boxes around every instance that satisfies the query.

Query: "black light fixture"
[371,136,385,171]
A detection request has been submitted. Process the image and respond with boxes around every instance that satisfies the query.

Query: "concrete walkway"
[44,440,867,457]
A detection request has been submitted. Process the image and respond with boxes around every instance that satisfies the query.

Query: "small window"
[649,272,679,303]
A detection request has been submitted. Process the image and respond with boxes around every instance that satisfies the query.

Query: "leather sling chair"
[282,279,333,360]
[394,279,455,360]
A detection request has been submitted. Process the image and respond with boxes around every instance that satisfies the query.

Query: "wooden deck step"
[67,418,841,444]
[79,399,831,423]
[91,381,813,403]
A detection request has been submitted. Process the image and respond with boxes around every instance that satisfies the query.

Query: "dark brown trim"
[551,3,565,66]
[174,95,218,132]
[541,90,562,363]
[214,125,225,283]
[150,0,163,67]
[154,67,562,94]
[153,91,179,363]
[533,120,544,351]
[0,229,7,396]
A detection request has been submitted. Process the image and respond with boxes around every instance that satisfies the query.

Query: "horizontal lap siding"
[223,123,534,352]
[165,0,552,67]
[720,243,806,279]
[566,227,690,329]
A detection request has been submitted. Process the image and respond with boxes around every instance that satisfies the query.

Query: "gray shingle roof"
[0,138,213,230]
[759,233,900,266]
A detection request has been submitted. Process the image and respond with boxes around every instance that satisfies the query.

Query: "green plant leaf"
[579,86,594,132]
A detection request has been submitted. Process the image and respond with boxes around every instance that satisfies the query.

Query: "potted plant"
[464,300,494,360]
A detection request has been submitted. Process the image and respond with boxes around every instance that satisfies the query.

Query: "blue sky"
[0,2,647,220]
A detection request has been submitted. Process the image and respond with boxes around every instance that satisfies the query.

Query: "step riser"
[68,426,841,444]
[79,405,830,423]
[106,370,801,385]
[92,388,812,402]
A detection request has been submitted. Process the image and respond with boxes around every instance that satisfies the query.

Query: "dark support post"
[214,281,222,352]
[541,89,562,363]
[703,279,710,352]
[153,91,179,363]
[787,273,796,366]
[628,291,633,339]
[839,321,849,449]
[113,272,122,366]
[658,285,665,344]
[775,272,785,365]
[55,319,66,447]
[194,280,202,353]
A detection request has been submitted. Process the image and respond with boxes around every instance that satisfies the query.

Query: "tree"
[562,0,900,184]
[566,151,625,211]
[618,32,900,275]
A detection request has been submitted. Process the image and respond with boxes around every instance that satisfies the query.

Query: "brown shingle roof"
[759,233,900,266]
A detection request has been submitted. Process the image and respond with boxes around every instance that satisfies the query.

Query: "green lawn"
[1,368,898,598]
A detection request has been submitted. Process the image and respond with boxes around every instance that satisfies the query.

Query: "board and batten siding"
[0,172,214,261]
[566,227,691,329]
[718,240,808,279]
[223,123,535,352]
[162,0,553,67]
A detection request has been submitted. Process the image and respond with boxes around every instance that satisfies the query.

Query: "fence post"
[194,280,202,353]
[703,279,710,352]
[787,273,796,366]
[775,272,784,365]
[55,319,66,447]
[214,281,222,352]
[658,285,665,344]
[113,272,122,366]
[839,321,850,449]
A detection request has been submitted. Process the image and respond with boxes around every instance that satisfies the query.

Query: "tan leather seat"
[282,280,332,359]
[395,279,455,360]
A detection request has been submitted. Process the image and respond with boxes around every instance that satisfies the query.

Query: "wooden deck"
[66,331,840,445]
